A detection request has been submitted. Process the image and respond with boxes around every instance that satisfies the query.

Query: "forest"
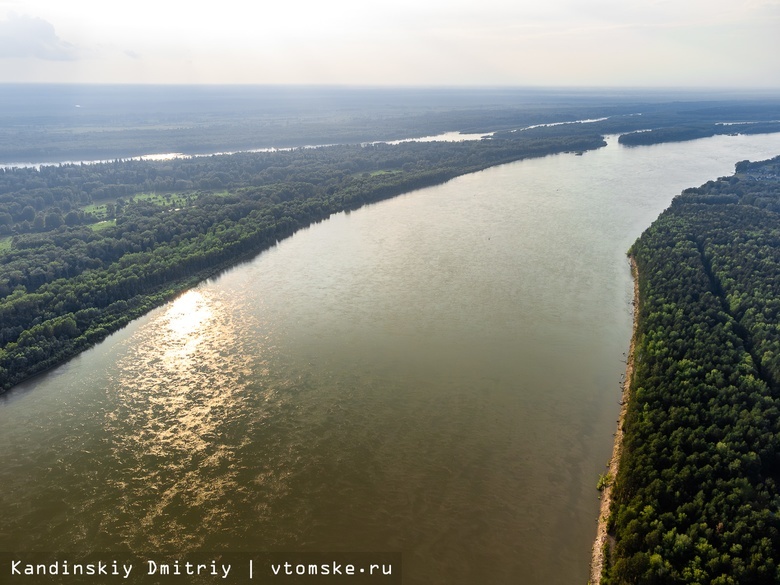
[602,156,780,584]
[0,129,607,391]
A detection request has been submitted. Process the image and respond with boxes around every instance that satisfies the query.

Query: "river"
[2,134,780,584]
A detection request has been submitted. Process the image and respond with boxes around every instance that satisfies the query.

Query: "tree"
[44,212,64,230]
[64,211,81,227]
[19,206,36,222]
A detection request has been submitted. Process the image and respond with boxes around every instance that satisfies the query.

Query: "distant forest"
[603,157,780,584]
[3,85,780,162]
[618,121,780,146]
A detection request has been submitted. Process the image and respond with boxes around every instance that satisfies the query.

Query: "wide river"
[2,134,780,584]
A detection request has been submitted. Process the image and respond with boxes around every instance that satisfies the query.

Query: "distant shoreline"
[589,256,639,584]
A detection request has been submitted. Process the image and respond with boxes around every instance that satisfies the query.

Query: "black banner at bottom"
[1,553,402,585]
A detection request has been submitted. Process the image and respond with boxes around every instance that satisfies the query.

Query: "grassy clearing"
[83,192,184,219]
[81,190,229,221]
[83,203,108,215]
[89,219,116,232]
[133,192,189,206]
[0,236,11,252]
[351,169,403,179]
[134,190,235,206]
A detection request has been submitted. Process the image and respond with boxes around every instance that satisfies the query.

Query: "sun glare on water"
[104,287,263,548]
[165,289,213,342]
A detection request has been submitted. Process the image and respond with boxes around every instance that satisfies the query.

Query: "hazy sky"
[1,0,779,87]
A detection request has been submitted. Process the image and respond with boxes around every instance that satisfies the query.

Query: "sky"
[0,0,779,87]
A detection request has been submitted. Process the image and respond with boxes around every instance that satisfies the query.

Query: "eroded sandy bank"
[589,257,639,584]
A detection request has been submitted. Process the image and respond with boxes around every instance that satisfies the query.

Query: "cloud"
[0,13,79,60]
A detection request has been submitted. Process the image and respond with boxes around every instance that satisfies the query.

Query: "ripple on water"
[100,289,275,550]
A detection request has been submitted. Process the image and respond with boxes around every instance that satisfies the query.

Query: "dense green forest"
[0,130,607,391]
[602,157,780,583]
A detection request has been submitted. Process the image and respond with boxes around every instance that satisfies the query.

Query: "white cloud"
[0,0,777,86]
[0,12,80,60]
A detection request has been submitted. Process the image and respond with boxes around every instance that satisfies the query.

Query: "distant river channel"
[3,134,780,584]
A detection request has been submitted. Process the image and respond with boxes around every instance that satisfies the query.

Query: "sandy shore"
[589,256,639,584]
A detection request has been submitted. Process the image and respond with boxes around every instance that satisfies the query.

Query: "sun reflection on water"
[161,290,214,370]
[104,287,265,550]
[166,290,213,336]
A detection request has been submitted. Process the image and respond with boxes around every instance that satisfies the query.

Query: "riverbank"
[0,133,611,394]
[589,256,639,584]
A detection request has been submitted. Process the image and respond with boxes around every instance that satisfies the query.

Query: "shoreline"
[589,256,639,584]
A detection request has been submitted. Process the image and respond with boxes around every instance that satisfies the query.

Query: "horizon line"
[1,82,780,93]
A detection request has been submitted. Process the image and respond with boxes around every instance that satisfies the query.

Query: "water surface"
[3,134,780,584]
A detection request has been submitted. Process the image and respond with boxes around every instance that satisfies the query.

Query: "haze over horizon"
[0,0,778,88]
